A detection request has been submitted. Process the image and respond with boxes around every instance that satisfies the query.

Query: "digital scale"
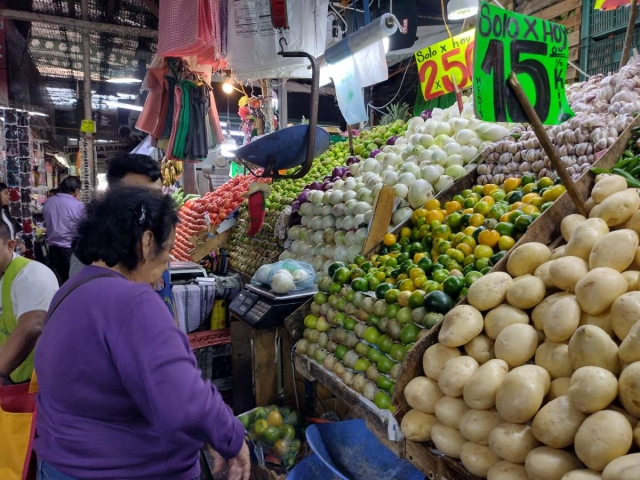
[169,261,208,284]
[229,283,317,329]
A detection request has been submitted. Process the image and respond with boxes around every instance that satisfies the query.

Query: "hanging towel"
[135,64,168,136]
[173,81,196,159]
[166,84,183,160]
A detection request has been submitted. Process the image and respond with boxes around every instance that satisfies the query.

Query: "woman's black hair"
[74,187,178,271]
[0,182,21,235]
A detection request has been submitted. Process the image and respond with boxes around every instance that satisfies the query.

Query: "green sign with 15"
[473,1,575,125]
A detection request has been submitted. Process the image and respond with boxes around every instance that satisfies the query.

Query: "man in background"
[43,176,84,284]
[69,154,177,321]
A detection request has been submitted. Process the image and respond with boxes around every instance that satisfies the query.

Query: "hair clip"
[138,203,147,226]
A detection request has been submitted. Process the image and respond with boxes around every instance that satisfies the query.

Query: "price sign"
[415,30,475,101]
[80,119,96,133]
[595,0,632,10]
[473,2,574,126]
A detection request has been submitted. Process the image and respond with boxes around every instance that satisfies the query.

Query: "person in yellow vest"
[0,222,58,385]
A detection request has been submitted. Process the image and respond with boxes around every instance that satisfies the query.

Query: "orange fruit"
[480,196,496,206]
[498,235,516,251]
[468,214,485,227]
[503,177,521,193]
[478,230,500,248]
[444,200,462,215]
[383,233,397,246]
[482,184,499,196]
[268,410,284,427]
[425,198,441,211]
[509,202,524,212]
[425,210,445,224]
[521,193,540,204]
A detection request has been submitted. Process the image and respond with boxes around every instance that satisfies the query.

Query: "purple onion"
[386,135,398,146]
[420,110,432,120]
[342,171,354,179]
[309,181,322,191]
[297,190,309,203]
[370,149,382,158]
[291,200,301,212]
[288,210,302,227]
[323,175,332,182]
[332,166,348,178]
[346,156,360,166]
[322,182,334,191]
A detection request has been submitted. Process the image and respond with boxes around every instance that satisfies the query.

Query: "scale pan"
[234,125,330,171]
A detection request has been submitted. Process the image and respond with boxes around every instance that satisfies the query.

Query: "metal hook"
[279,37,288,53]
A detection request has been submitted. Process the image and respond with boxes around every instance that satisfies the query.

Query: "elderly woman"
[33,187,249,480]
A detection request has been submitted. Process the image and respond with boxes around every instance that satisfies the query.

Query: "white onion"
[345,230,357,247]
[321,215,336,230]
[334,246,348,263]
[298,227,309,241]
[421,165,440,183]
[347,245,361,263]
[279,250,293,261]
[460,145,479,164]
[342,216,354,231]
[310,190,324,204]
[344,199,357,216]
[343,190,357,202]
[353,213,365,227]
[313,230,324,245]
[334,230,347,246]
[445,154,464,167]
[431,149,447,165]
[312,256,325,272]
[300,202,314,217]
[443,142,461,156]
[324,246,335,260]
[446,164,466,179]
[365,175,381,190]
[362,158,379,173]
[321,204,333,216]
[397,172,417,187]
[372,183,383,196]
[322,191,332,205]
[335,217,344,230]
[410,133,422,146]
[455,129,476,145]
[382,170,398,186]
[358,189,375,204]
[393,183,409,199]
[353,201,371,215]
[434,175,454,193]
[419,134,435,148]
[402,163,421,178]
[364,209,373,224]
[392,207,413,225]
[329,190,344,205]
[344,178,357,191]
[333,179,345,191]
[419,150,434,162]
[332,203,345,217]
[288,225,301,241]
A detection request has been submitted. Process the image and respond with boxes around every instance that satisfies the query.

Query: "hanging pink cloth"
[136,64,168,136]
[166,85,183,161]
[158,0,225,69]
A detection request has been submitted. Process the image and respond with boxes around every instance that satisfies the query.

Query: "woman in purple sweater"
[33,187,249,480]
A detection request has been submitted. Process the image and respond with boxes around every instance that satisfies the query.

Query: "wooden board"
[293,354,404,458]
[537,0,582,21]
[190,230,231,263]
[404,441,442,480]
[284,299,311,342]
[362,185,396,256]
[253,327,280,408]
[231,316,255,415]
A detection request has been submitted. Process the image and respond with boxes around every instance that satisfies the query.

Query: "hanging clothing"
[166,84,183,161]
[185,85,210,161]
[173,81,196,160]
[136,62,169,137]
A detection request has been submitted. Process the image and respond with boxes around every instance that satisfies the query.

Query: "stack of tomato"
[172,175,270,261]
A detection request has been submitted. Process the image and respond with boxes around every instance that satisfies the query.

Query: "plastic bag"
[251,260,315,291]
[237,405,306,471]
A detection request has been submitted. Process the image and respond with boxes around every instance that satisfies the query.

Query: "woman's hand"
[227,441,251,480]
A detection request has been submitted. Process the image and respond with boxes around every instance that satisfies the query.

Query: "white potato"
[461,442,501,478]
[589,189,640,227]
[536,342,574,379]
[506,274,546,309]
[589,230,639,272]
[635,424,640,449]
[435,396,470,429]
[544,296,581,343]
[439,304,484,347]
[622,271,640,291]
[568,325,620,374]
[534,260,557,290]
[610,291,640,341]
[431,423,467,459]
[487,461,529,480]
[484,304,529,340]
[507,242,551,277]
[496,365,550,424]
[621,209,640,235]
[569,366,618,414]
[404,376,444,414]
[579,310,614,338]
[565,218,609,261]
[619,320,640,364]
[606,405,639,430]
[561,214,588,240]
[602,453,640,480]
[468,272,513,311]
[592,175,628,204]
[532,395,587,448]
[547,377,571,402]
[532,292,572,331]
[525,447,583,480]
[494,323,538,368]
[464,334,495,364]
[585,196,596,214]
[459,409,502,445]
[550,256,589,292]
[463,359,509,410]
[438,356,479,397]
[423,343,461,381]
[575,267,628,316]
[575,410,632,472]
[619,362,640,418]
[561,470,603,480]
[550,245,566,260]
[488,422,539,464]
[400,409,439,442]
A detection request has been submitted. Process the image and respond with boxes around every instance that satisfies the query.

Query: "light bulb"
[222,81,234,94]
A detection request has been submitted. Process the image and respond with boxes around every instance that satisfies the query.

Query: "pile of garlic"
[477,59,640,185]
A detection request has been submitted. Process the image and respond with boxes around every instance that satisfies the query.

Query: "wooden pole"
[620,0,638,69]
[348,125,355,156]
[509,72,588,217]
[81,0,95,199]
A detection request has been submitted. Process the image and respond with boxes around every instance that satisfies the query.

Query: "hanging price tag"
[80,119,96,133]
[473,2,575,126]
[415,30,475,101]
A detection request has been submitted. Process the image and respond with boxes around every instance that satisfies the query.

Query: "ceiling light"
[222,80,235,95]
[29,111,48,117]
[105,100,143,111]
[447,0,478,20]
[106,77,142,84]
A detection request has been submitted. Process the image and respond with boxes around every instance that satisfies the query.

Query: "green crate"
[586,0,640,38]
[581,28,640,77]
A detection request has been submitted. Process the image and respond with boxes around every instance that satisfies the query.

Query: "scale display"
[229,288,312,329]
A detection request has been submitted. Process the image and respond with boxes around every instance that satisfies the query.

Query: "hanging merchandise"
[157,0,226,69]
[226,0,330,80]
[138,57,224,162]
[238,94,279,146]
[3,109,34,258]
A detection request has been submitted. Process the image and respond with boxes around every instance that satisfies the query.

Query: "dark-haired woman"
[34,187,249,480]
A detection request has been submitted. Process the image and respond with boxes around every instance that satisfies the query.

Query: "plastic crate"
[587,0,640,38]
[188,329,232,389]
[581,28,640,76]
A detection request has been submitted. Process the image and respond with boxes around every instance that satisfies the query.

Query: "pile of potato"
[401,174,640,479]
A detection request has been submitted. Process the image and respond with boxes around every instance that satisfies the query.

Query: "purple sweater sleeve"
[112,290,245,459]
